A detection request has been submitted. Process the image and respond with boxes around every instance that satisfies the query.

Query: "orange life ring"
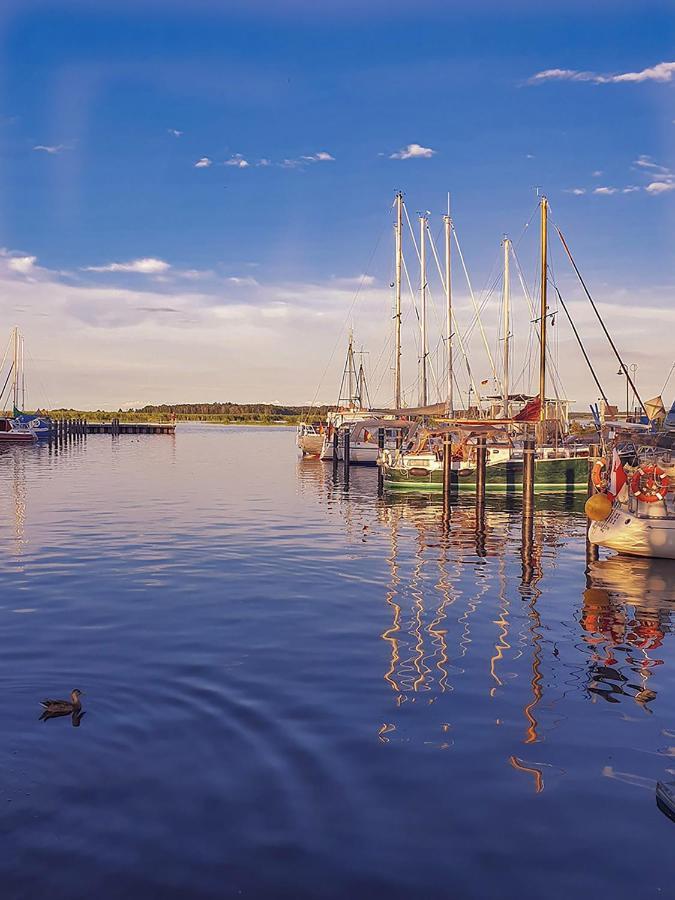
[630,465,671,503]
[591,458,608,492]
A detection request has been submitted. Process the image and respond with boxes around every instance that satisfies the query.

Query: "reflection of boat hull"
[589,505,675,560]
[384,456,590,492]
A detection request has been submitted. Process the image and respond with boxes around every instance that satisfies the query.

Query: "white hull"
[320,441,378,465]
[589,504,675,560]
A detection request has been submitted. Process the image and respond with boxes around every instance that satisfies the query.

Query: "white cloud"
[646,181,675,194]
[300,151,335,162]
[224,154,250,168]
[168,129,183,137]
[227,276,260,287]
[593,186,618,195]
[565,188,586,195]
[390,143,436,160]
[8,255,37,274]
[194,157,212,168]
[592,170,603,177]
[33,144,67,154]
[83,257,171,274]
[257,158,272,167]
[530,60,675,85]
[622,186,640,193]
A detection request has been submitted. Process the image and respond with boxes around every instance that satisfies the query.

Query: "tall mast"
[502,236,510,418]
[347,331,355,405]
[444,202,453,417]
[12,326,19,412]
[419,213,428,407]
[538,197,548,424]
[394,192,403,409]
[20,335,25,410]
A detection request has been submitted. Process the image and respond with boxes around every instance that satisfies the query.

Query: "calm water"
[1,425,674,899]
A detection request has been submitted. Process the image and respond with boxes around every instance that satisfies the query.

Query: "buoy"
[585,493,612,521]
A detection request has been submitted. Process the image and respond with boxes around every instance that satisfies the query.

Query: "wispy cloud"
[593,186,618,195]
[194,157,212,168]
[390,143,436,160]
[83,258,171,274]
[565,188,586,195]
[167,129,183,137]
[530,60,675,85]
[300,151,335,162]
[224,154,250,168]
[33,144,69,154]
[635,155,675,194]
[7,255,37,274]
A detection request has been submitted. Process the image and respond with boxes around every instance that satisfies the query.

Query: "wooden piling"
[377,427,385,497]
[343,428,350,480]
[442,434,453,522]
[522,436,535,519]
[521,435,535,583]
[332,428,339,472]
[475,436,487,509]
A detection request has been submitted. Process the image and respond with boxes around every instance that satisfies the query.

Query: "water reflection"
[297,453,675,800]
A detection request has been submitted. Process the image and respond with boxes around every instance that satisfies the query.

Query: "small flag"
[607,449,627,500]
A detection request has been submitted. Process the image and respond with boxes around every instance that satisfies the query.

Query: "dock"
[48,418,176,437]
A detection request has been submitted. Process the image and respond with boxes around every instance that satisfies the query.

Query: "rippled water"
[1,425,674,899]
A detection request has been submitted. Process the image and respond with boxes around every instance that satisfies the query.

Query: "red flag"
[607,449,627,500]
[513,396,541,422]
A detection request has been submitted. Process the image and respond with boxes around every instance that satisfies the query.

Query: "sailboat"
[381,196,592,491]
[5,328,52,438]
[0,328,37,443]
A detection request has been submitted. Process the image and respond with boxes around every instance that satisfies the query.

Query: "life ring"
[630,465,671,503]
[591,458,608,492]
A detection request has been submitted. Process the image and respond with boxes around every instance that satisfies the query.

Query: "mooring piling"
[521,435,536,582]
[442,434,453,523]
[332,429,339,473]
[343,428,350,480]
[377,427,385,497]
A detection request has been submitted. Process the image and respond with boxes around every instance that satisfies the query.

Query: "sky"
[0,0,672,410]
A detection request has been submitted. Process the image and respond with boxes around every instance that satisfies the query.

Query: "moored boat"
[0,417,37,443]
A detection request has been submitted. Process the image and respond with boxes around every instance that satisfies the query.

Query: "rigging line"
[453,227,499,385]
[552,221,647,416]
[0,362,14,409]
[510,243,566,400]
[425,225,482,404]
[549,282,609,406]
[303,214,389,416]
[661,361,675,397]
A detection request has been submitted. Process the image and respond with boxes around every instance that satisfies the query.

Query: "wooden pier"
[47,418,176,438]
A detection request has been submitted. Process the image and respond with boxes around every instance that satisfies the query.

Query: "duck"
[40,689,83,715]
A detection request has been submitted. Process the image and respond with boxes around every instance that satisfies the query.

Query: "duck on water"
[39,689,84,724]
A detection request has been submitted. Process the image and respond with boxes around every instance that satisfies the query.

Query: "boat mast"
[20,335,25,411]
[12,326,19,413]
[503,236,510,419]
[444,198,453,417]
[419,213,428,407]
[347,331,355,406]
[394,192,403,409]
[538,197,548,427]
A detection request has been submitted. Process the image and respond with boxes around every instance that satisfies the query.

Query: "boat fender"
[585,493,612,522]
[630,465,671,503]
[409,467,430,478]
[591,457,608,492]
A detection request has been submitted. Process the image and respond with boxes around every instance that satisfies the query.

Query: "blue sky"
[0,0,672,409]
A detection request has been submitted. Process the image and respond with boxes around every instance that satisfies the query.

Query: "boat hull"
[298,434,324,456]
[383,456,590,493]
[0,432,36,443]
[588,505,675,560]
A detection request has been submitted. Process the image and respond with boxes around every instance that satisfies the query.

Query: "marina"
[1,2,673,897]
[2,425,675,898]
